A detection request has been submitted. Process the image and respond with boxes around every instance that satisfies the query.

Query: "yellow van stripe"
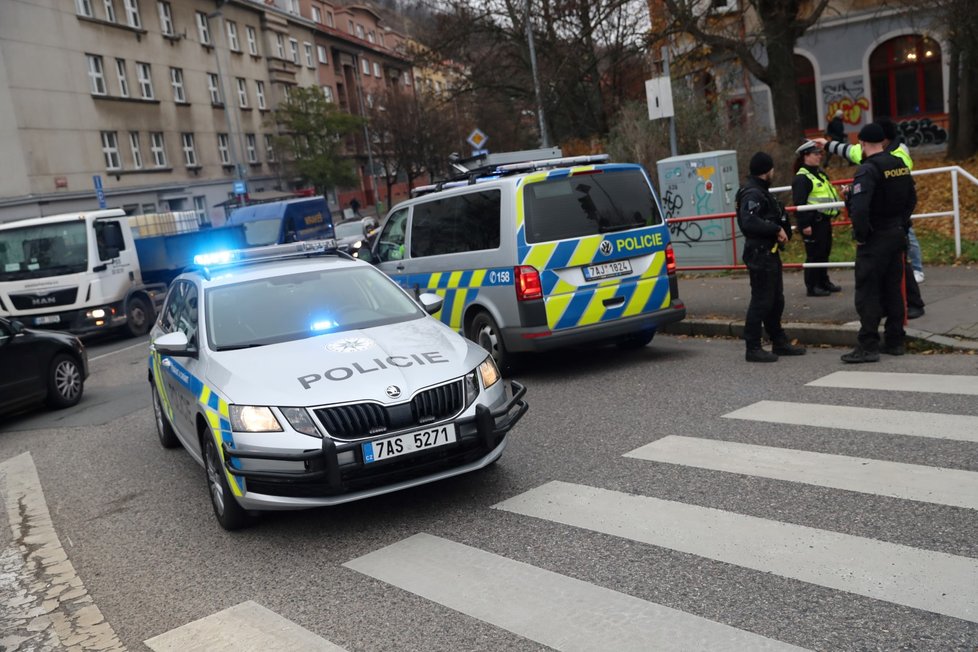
[471,269,487,286]
[643,252,665,278]
[524,243,557,270]
[623,279,656,317]
[450,289,467,329]
[579,285,621,326]
[429,272,442,289]
[552,278,576,295]
[448,271,464,288]
[546,294,575,329]
[568,237,602,267]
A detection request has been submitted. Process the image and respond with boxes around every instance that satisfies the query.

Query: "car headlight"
[478,356,500,389]
[464,370,480,407]
[281,407,321,438]
[229,405,283,432]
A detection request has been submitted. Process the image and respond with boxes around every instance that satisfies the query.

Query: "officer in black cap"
[841,122,917,363]
[736,151,806,362]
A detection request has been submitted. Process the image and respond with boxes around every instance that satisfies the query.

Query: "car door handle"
[603,297,625,308]
[395,264,405,271]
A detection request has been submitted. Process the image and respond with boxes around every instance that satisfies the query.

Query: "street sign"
[471,149,489,157]
[92,175,106,209]
[467,128,488,149]
[645,76,675,120]
[233,180,247,195]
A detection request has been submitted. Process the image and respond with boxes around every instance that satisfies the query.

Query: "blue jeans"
[907,227,923,273]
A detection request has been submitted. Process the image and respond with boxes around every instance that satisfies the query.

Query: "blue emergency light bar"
[192,238,339,268]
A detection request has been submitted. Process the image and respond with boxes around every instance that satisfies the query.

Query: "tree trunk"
[761,17,803,143]
[951,41,978,158]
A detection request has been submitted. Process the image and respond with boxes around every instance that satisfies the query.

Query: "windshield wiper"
[599,222,646,234]
[216,342,267,351]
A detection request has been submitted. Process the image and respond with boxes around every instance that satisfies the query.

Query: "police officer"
[737,152,806,362]
[792,140,842,297]
[841,123,917,363]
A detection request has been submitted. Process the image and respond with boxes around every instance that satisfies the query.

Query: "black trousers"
[905,259,924,310]
[803,217,833,291]
[744,249,786,349]
[854,228,906,350]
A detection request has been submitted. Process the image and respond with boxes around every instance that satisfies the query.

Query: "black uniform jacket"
[736,175,791,255]
[846,151,917,244]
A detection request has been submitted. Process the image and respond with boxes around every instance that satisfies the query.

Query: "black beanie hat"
[749,152,774,176]
[877,117,897,141]
[858,123,885,143]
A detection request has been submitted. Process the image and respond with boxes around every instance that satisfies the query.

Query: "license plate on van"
[583,260,632,281]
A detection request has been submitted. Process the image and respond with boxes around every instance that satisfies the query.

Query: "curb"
[662,318,978,352]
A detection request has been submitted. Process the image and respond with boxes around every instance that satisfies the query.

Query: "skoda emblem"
[599,240,614,256]
[386,385,401,399]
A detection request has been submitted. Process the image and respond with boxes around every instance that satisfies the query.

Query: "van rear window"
[522,169,662,244]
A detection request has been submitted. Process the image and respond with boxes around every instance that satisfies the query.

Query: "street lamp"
[208,10,247,204]
[525,0,550,148]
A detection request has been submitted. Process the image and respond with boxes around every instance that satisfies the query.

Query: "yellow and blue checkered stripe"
[392,267,514,331]
[149,354,244,496]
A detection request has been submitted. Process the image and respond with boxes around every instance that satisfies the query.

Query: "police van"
[358,152,686,372]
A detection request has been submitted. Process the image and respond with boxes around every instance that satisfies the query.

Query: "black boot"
[746,348,778,362]
[841,347,880,363]
[773,339,806,356]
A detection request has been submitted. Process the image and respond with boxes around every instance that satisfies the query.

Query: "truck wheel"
[125,296,153,337]
[616,330,655,350]
[152,384,180,449]
[468,312,516,375]
[203,432,251,531]
[45,353,83,409]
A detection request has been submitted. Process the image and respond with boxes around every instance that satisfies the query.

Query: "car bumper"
[9,303,128,336]
[222,381,528,510]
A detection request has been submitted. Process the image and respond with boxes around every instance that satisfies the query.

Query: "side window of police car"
[159,282,188,333]
[376,208,408,262]
[177,284,199,351]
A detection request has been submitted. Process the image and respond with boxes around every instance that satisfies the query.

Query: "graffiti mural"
[897,118,947,147]
[822,79,870,125]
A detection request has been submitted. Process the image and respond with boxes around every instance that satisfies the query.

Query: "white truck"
[0,209,246,338]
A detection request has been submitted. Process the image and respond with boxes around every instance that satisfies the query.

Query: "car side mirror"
[10,320,24,334]
[418,293,443,315]
[354,246,375,264]
[153,331,193,357]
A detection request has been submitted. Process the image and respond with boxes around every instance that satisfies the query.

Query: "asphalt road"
[2,333,977,651]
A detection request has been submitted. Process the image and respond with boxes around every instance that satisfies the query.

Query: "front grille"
[315,379,465,440]
[10,287,79,310]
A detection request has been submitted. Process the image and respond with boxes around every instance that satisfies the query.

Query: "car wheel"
[616,330,655,350]
[468,311,516,375]
[125,296,153,337]
[152,384,180,449]
[203,433,251,531]
[45,353,83,409]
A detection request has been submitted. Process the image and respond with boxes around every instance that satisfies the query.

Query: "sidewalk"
[662,264,978,352]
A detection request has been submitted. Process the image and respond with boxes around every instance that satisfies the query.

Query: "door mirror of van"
[354,246,375,263]
[418,293,444,315]
[152,331,191,357]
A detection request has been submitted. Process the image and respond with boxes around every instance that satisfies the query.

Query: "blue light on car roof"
[311,319,338,332]
[194,250,236,266]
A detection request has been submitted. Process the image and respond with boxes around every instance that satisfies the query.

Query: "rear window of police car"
[522,169,663,244]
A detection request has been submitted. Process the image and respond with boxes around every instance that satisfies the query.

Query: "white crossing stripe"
[343,533,806,652]
[723,400,978,443]
[625,435,978,510]
[494,481,978,623]
[807,371,978,395]
[144,601,347,652]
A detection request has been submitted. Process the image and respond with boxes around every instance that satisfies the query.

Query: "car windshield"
[521,169,663,244]
[0,221,89,281]
[241,219,282,246]
[205,265,425,350]
[334,221,364,238]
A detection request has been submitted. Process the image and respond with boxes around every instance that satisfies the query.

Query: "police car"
[147,240,527,530]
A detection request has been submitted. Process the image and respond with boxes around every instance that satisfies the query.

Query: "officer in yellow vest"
[792,140,842,297]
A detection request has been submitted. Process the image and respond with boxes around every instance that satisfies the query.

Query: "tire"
[45,353,83,409]
[468,311,516,376]
[616,330,655,350]
[152,384,180,449]
[203,432,251,531]
[125,295,153,337]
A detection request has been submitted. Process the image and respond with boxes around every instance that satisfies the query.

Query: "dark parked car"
[0,317,88,415]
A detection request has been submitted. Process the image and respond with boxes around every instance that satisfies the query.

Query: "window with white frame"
[101,131,121,169]
[136,62,153,99]
[367,31,375,44]
[361,57,370,75]
[123,0,140,28]
[282,85,291,102]
[226,20,239,51]
[373,62,381,77]
[182,133,198,167]
[150,132,167,167]
[115,59,129,97]
[75,0,93,18]
[289,38,299,64]
[157,1,173,36]
[217,133,230,165]
[347,19,354,34]
[246,26,258,55]
[194,196,208,225]
[403,71,411,86]
[265,134,275,162]
[316,45,328,65]
[129,132,143,169]
[103,0,116,22]
[245,134,257,163]
[236,78,248,108]
[196,12,210,44]
[355,24,365,39]
[170,68,186,102]
[325,12,334,27]
[379,32,385,48]
[207,72,221,104]
[255,80,266,110]
[288,0,299,14]
[87,55,107,95]
[275,34,285,59]
[321,85,333,103]
[311,5,321,23]
[304,42,314,67]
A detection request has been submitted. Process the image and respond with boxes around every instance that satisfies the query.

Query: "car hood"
[204,318,486,407]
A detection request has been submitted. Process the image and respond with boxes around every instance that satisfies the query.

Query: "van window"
[376,208,408,262]
[411,190,500,257]
[522,169,662,244]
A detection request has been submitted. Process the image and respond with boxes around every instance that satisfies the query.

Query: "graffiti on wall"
[822,79,870,125]
[897,118,947,147]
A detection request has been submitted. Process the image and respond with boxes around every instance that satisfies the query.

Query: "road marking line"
[89,340,147,362]
[723,400,978,443]
[0,452,125,651]
[344,533,806,652]
[493,481,978,623]
[807,371,978,395]
[144,600,347,652]
[626,435,978,509]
